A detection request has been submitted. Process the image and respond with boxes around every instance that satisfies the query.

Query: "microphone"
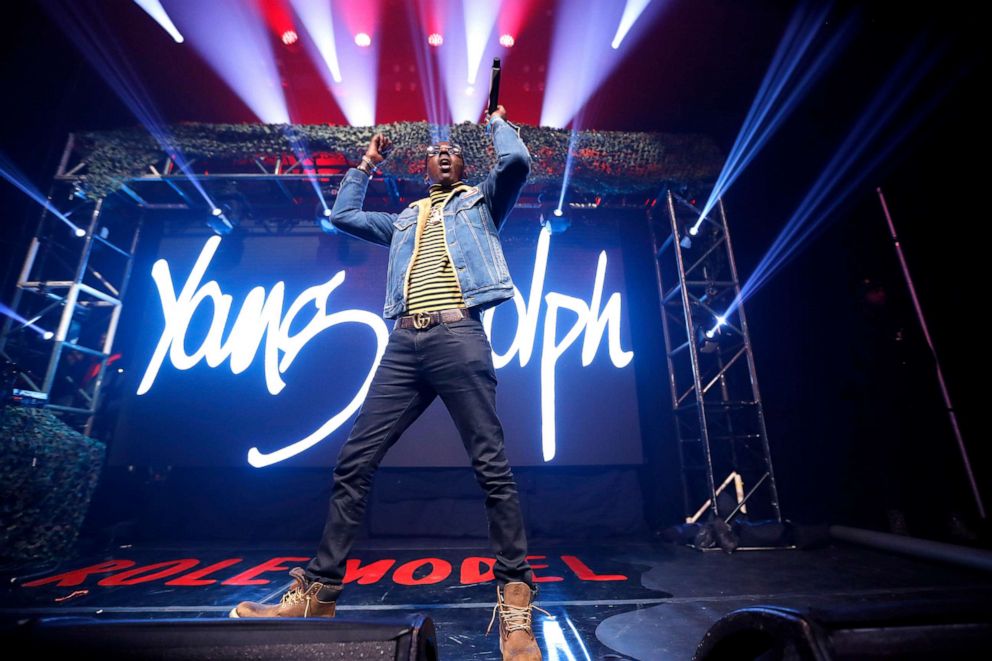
[487,57,501,116]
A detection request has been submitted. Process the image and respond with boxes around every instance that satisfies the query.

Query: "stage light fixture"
[281,30,298,45]
[499,34,515,47]
[541,211,571,234]
[697,324,720,354]
[553,208,564,217]
[74,227,87,237]
[207,202,239,236]
[43,331,54,341]
[428,33,443,47]
[316,202,336,234]
[355,32,371,47]
[702,315,728,343]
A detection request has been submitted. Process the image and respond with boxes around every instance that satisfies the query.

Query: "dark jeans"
[305,307,535,591]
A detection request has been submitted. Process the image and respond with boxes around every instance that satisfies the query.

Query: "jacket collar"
[408,183,474,211]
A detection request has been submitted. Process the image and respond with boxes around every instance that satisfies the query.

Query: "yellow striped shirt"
[403,182,470,315]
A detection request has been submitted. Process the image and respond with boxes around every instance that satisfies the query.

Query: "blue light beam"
[612,0,652,49]
[463,0,502,86]
[433,0,528,124]
[436,0,505,123]
[0,151,86,236]
[289,0,341,84]
[694,3,855,233]
[407,0,452,133]
[132,0,184,43]
[291,0,378,125]
[44,0,218,209]
[556,130,581,214]
[170,0,290,124]
[726,39,950,320]
[541,0,669,129]
[0,301,55,339]
[283,127,329,215]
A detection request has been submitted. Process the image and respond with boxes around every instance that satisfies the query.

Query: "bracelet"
[360,155,379,175]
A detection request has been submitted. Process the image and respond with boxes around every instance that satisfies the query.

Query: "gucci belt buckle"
[412,311,432,330]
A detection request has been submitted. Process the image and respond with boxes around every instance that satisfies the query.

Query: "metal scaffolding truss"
[49,132,646,214]
[0,188,141,435]
[648,189,782,525]
[52,132,363,213]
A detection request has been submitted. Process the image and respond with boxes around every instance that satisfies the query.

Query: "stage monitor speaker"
[5,613,438,660]
[693,596,992,660]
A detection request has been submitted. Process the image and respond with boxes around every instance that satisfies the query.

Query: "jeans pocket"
[443,318,486,337]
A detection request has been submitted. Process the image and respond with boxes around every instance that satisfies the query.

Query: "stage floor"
[4,534,992,659]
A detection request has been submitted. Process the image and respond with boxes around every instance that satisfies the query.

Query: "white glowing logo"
[487,226,634,461]
[139,227,632,466]
[138,236,389,468]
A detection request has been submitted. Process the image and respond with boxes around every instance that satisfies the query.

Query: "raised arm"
[329,133,397,248]
[479,106,531,232]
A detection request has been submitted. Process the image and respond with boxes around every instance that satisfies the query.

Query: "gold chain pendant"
[428,206,443,226]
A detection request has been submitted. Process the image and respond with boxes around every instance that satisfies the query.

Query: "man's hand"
[486,105,508,125]
[365,133,392,165]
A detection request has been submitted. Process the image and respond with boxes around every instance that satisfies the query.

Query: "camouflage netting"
[0,407,105,563]
[73,121,723,199]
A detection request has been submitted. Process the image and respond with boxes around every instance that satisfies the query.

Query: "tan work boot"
[229,567,342,618]
[486,581,550,660]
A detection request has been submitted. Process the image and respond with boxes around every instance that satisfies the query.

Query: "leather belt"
[394,306,479,330]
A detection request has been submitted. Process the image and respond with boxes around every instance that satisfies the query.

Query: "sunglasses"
[426,143,463,158]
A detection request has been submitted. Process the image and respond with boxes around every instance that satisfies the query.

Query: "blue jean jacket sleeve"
[329,168,397,248]
[480,116,531,232]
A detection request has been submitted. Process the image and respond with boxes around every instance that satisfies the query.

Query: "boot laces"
[485,587,551,636]
[280,574,319,614]
[280,584,308,606]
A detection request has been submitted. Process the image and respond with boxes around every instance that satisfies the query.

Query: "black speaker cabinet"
[6,613,438,660]
[693,596,992,660]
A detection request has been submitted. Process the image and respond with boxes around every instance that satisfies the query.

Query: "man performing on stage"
[230,105,547,661]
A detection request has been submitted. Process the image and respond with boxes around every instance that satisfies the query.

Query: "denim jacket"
[329,116,530,319]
